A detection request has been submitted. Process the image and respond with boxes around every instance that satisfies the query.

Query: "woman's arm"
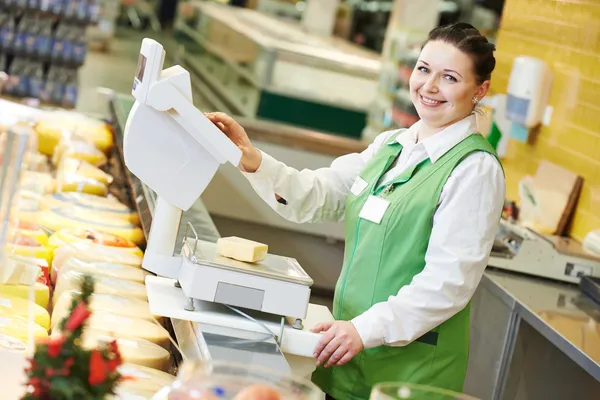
[350,151,505,348]
[206,112,396,224]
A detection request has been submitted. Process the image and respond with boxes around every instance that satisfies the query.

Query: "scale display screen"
[135,54,147,83]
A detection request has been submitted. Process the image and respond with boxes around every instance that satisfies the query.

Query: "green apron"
[312,132,501,400]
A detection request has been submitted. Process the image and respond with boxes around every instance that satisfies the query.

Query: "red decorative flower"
[88,349,108,386]
[107,340,122,373]
[65,302,91,331]
[47,335,66,358]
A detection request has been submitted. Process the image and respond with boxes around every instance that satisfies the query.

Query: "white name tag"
[350,177,369,196]
[359,195,390,224]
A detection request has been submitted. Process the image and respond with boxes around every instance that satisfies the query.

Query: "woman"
[206,22,505,400]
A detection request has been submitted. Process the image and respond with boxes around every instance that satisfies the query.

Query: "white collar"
[391,114,478,163]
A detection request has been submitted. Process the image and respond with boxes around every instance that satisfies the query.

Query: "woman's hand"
[204,112,262,172]
[311,321,364,368]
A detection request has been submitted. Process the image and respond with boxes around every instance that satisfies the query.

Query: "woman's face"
[409,40,490,129]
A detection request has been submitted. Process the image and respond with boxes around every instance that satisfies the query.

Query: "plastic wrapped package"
[54,311,170,349]
[19,171,56,194]
[52,258,148,285]
[156,361,321,400]
[0,333,29,353]
[34,113,114,157]
[81,332,172,371]
[58,157,114,185]
[6,234,53,266]
[36,207,145,245]
[39,192,140,225]
[51,291,157,328]
[51,138,108,167]
[55,173,108,196]
[0,282,49,308]
[14,220,49,245]
[53,270,147,305]
[0,309,49,342]
[0,294,50,330]
[48,228,143,255]
[51,243,143,276]
[7,255,50,287]
[117,364,176,392]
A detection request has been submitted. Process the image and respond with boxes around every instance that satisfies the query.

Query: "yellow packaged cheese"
[52,139,107,167]
[51,291,157,329]
[53,270,147,305]
[39,193,140,225]
[35,115,113,157]
[53,259,148,285]
[0,310,48,342]
[117,364,175,392]
[6,234,53,266]
[0,283,49,309]
[55,174,108,196]
[0,295,50,330]
[59,157,114,185]
[13,220,48,246]
[37,207,145,245]
[0,333,29,353]
[82,331,171,371]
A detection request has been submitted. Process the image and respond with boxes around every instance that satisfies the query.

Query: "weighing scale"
[123,39,332,377]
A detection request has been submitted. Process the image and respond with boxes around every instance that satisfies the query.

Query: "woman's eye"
[418,66,429,73]
[444,75,457,82]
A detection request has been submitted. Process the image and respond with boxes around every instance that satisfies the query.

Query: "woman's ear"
[475,80,491,101]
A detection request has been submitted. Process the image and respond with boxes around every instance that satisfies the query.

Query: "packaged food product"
[52,138,107,167]
[55,311,170,348]
[0,310,49,342]
[53,270,147,305]
[55,173,108,196]
[6,233,53,266]
[59,157,114,185]
[6,255,50,286]
[48,228,143,255]
[82,331,171,371]
[19,171,56,194]
[117,363,175,392]
[52,258,148,285]
[0,282,49,308]
[35,114,113,156]
[51,291,156,328]
[52,244,143,275]
[37,207,145,245]
[217,237,268,263]
[0,294,50,330]
[39,192,139,225]
[14,220,48,246]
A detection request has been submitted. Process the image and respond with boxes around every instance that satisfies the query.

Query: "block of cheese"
[111,387,163,400]
[52,258,148,285]
[0,283,49,309]
[35,114,114,156]
[19,171,56,194]
[55,173,108,196]
[0,295,50,330]
[39,193,140,225]
[52,138,107,167]
[0,311,48,342]
[36,207,145,245]
[81,331,171,371]
[6,234,53,266]
[14,220,48,246]
[6,255,50,286]
[53,270,147,306]
[48,228,143,256]
[217,236,268,263]
[55,312,170,349]
[51,291,157,329]
[0,333,29,353]
[59,157,114,185]
[117,364,175,392]
[52,245,143,277]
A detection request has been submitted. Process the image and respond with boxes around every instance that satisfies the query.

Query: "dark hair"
[427,23,496,84]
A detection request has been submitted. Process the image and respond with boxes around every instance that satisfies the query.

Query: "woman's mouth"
[419,94,446,107]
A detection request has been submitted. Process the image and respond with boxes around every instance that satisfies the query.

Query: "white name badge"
[359,195,390,224]
[351,177,369,196]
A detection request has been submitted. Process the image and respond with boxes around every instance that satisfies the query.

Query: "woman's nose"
[422,75,439,93]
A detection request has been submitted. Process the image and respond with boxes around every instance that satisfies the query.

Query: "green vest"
[312,132,501,400]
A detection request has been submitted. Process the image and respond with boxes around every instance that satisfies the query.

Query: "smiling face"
[409,40,490,130]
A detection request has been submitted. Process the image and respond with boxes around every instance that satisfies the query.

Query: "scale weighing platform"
[123,37,333,382]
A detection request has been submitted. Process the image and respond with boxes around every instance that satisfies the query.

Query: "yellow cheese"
[48,228,143,256]
[0,310,48,342]
[217,236,268,263]
[52,291,156,328]
[39,193,140,225]
[117,364,175,392]
[52,139,107,167]
[0,295,50,330]
[54,259,148,285]
[81,331,171,371]
[55,174,108,196]
[6,234,53,266]
[0,283,49,309]
[19,171,56,194]
[14,220,48,246]
[111,387,162,400]
[59,158,114,185]
[36,207,145,245]
[52,245,143,277]
[0,333,29,353]
[35,114,114,156]
[54,270,147,305]
[66,312,170,349]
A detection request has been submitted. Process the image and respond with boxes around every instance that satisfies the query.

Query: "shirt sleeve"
[351,152,506,349]
[240,131,397,224]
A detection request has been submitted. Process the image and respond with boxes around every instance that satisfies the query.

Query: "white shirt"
[240,114,506,349]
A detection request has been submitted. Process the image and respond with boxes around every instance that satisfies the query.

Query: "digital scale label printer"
[123,38,333,379]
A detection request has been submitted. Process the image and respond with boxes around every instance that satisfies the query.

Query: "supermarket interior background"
[1,0,600,399]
